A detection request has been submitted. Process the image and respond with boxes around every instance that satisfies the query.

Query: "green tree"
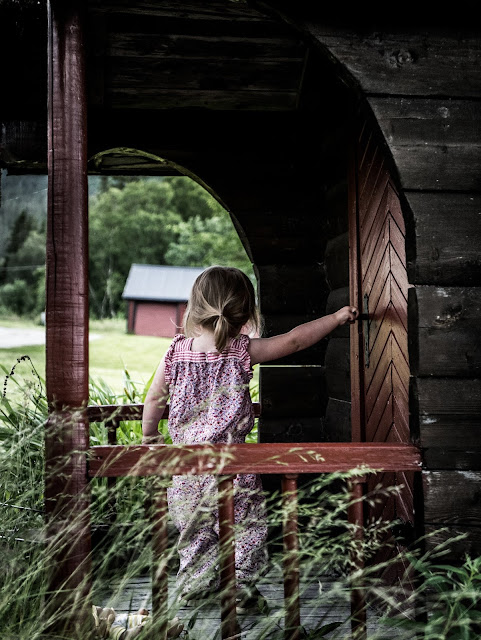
[0,279,34,315]
[165,214,253,279]
[0,210,37,284]
[7,229,45,286]
[163,177,225,220]
[88,179,182,317]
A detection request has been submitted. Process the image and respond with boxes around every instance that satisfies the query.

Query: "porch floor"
[93,568,413,639]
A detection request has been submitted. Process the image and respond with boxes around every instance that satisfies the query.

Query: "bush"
[0,279,34,316]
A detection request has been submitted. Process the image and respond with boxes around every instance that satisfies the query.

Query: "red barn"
[122,264,204,338]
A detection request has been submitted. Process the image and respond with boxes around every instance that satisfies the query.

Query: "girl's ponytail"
[184,266,260,350]
[213,312,230,353]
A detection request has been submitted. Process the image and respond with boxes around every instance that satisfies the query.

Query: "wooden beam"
[308,28,481,98]
[45,0,91,634]
[370,97,481,191]
[88,442,422,478]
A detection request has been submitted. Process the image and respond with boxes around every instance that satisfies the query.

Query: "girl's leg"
[233,473,268,589]
[168,475,220,595]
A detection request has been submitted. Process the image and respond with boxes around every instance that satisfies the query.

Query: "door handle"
[362,293,370,368]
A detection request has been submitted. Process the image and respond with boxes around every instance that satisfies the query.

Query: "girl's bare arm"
[142,356,169,443]
[249,306,358,365]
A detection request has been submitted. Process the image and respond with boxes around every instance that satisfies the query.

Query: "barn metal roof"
[122,264,205,302]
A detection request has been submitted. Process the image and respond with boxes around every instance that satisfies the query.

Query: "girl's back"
[165,333,254,445]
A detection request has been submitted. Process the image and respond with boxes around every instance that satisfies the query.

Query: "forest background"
[0,171,253,320]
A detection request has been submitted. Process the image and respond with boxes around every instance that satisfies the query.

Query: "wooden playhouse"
[1,1,480,637]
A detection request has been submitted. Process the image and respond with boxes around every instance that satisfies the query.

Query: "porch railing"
[86,403,422,640]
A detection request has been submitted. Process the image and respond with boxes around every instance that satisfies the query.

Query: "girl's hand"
[335,306,359,325]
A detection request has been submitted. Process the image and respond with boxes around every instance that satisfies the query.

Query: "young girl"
[142,266,358,609]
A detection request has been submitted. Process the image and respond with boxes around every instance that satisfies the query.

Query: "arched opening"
[86,147,257,399]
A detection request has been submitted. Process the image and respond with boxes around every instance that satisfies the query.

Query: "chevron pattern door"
[349,117,414,582]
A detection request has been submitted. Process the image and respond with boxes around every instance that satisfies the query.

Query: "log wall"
[295,19,481,559]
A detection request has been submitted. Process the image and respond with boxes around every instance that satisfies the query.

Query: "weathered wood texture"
[45,0,91,632]
[86,1,306,111]
[94,569,410,640]
[370,97,481,192]
[297,24,481,558]
[405,192,481,287]
[412,286,481,378]
[88,442,422,477]
[424,525,481,561]
[347,113,415,586]
[305,26,481,98]
[417,378,481,470]
[423,471,481,527]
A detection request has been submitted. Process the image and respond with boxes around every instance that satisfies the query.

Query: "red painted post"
[45,0,90,634]
[106,418,119,522]
[348,480,367,640]
[151,479,169,640]
[282,473,301,640]
[218,476,238,640]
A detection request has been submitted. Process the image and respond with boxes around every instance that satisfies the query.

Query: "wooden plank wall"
[301,22,481,559]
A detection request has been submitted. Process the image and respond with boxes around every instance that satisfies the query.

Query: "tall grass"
[1,357,480,639]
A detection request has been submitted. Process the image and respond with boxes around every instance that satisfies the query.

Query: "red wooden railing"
[86,403,422,640]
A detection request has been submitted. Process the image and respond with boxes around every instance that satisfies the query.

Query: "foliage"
[88,179,182,318]
[2,357,479,639]
[380,550,481,639]
[88,176,253,317]
[165,214,253,275]
[1,174,254,319]
[0,279,33,315]
[0,208,46,316]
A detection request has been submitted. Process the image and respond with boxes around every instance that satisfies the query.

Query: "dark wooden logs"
[370,97,481,192]
[423,471,481,527]
[45,0,91,634]
[417,378,481,470]
[405,192,481,286]
[307,27,481,98]
[259,367,326,442]
[411,286,481,377]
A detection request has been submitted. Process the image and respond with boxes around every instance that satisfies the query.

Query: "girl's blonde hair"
[183,266,260,352]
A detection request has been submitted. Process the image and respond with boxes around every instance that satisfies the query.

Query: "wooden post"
[348,479,367,640]
[282,473,301,640]
[218,476,238,640]
[45,0,90,634]
[151,479,169,640]
[106,418,119,522]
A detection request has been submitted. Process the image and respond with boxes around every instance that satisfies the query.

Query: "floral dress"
[164,333,268,595]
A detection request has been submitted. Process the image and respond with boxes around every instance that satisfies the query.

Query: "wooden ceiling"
[87,0,308,112]
[1,0,325,174]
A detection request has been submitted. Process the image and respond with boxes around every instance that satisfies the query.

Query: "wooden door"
[349,116,414,583]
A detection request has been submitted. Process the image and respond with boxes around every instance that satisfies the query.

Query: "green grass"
[0,315,171,394]
[1,315,259,402]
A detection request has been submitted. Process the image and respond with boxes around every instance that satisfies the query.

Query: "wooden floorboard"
[93,568,413,639]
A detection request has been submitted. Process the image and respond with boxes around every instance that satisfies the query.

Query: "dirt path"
[0,326,100,348]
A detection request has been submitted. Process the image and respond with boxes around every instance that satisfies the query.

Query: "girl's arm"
[249,306,358,365]
[142,356,169,444]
